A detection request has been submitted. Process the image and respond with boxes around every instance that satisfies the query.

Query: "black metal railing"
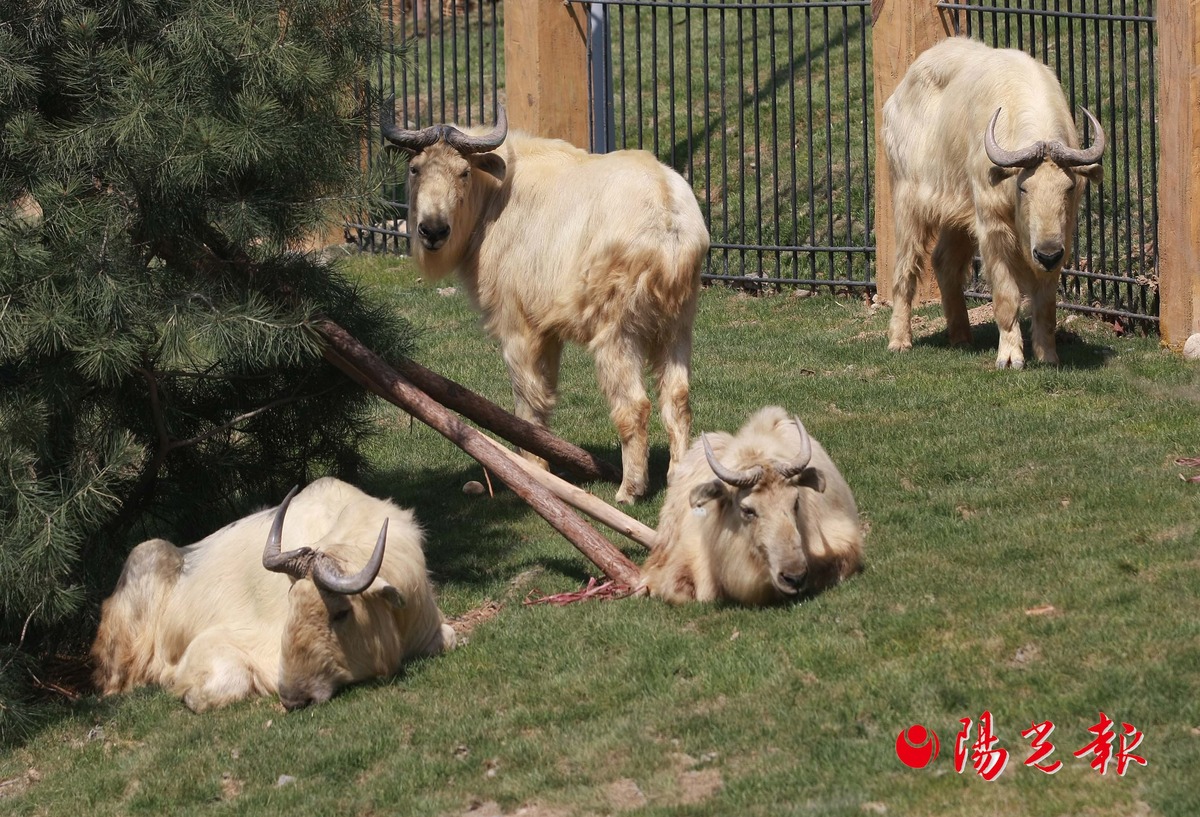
[352,1,1158,322]
[587,0,875,290]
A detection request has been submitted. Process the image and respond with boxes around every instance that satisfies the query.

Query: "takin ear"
[792,467,826,494]
[987,166,1020,187]
[689,479,726,509]
[1076,163,1103,184]
[366,579,405,611]
[471,152,507,182]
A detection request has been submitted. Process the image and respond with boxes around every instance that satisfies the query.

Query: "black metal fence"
[353,1,1159,321]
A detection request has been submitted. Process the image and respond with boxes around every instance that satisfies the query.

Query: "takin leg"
[887,189,935,352]
[931,225,976,347]
[1030,275,1061,365]
[980,240,1027,369]
[500,331,563,469]
[649,323,694,484]
[591,330,652,504]
[169,630,272,713]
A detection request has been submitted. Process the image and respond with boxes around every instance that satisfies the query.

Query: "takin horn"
[703,434,763,488]
[443,105,508,154]
[774,417,815,480]
[262,485,388,595]
[381,106,508,155]
[380,122,447,152]
[1045,107,1106,167]
[263,485,315,578]
[983,108,1045,168]
[310,519,388,596]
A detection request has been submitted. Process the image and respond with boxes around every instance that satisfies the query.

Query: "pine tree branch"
[166,386,340,452]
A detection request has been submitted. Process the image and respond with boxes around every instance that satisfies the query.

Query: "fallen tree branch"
[474,433,658,550]
[317,320,642,587]
[393,356,621,485]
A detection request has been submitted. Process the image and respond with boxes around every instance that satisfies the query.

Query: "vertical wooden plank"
[503,0,590,148]
[1157,1,1200,350]
[870,0,955,304]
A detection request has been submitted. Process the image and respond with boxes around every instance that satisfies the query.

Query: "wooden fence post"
[503,0,590,148]
[870,0,956,304]
[1158,1,1200,350]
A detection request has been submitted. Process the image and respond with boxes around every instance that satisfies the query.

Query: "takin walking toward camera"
[383,108,709,504]
[640,406,863,605]
[883,37,1105,369]
[91,478,455,712]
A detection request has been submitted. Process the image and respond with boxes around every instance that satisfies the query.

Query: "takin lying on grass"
[883,37,1104,369]
[383,107,709,504]
[640,406,863,605]
[91,478,455,712]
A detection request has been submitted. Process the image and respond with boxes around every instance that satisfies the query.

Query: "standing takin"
[91,478,455,712]
[641,406,863,605]
[883,37,1105,368]
[384,109,710,503]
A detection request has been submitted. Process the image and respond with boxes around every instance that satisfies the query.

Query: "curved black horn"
[775,418,815,480]
[984,108,1045,169]
[442,106,508,155]
[1046,107,1106,167]
[311,518,388,596]
[381,122,446,152]
[263,485,316,578]
[702,434,763,488]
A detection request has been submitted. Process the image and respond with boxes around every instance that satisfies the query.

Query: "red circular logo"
[895,724,940,769]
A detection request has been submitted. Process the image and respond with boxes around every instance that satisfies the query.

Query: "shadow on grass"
[360,444,664,592]
[911,320,1114,370]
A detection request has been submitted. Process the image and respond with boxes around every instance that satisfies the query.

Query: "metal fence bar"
[352,0,1158,322]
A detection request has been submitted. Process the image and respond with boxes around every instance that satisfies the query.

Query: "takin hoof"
[994,354,1025,370]
[887,338,913,352]
[614,483,645,505]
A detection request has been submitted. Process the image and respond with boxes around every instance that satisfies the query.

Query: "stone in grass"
[1183,333,1200,361]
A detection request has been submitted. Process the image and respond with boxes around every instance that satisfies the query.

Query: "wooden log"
[504,0,589,147]
[317,320,642,587]
[392,356,621,484]
[474,433,658,551]
[1158,0,1200,350]
[870,0,956,306]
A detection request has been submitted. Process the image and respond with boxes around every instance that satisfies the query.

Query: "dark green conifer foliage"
[0,0,407,739]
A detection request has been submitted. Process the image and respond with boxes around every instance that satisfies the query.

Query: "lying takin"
[640,406,863,605]
[384,108,710,503]
[91,478,454,712]
[883,37,1104,368]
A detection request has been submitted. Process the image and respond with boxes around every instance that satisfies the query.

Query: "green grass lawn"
[3,253,1199,816]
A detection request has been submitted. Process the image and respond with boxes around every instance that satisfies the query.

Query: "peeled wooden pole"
[317,320,642,587]
[474,433,658,550]
[392,355,620,484]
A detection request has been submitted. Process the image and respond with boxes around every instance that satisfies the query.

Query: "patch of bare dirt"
[448,600,503,642]
[0,768,40,800]
[853,301,997,344]
[1009,643,1041,668]
[606,778,647,811]
[677,768,724,805]
[220,772,243,801]
[967,302,994,326]
[448,568,549,643]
